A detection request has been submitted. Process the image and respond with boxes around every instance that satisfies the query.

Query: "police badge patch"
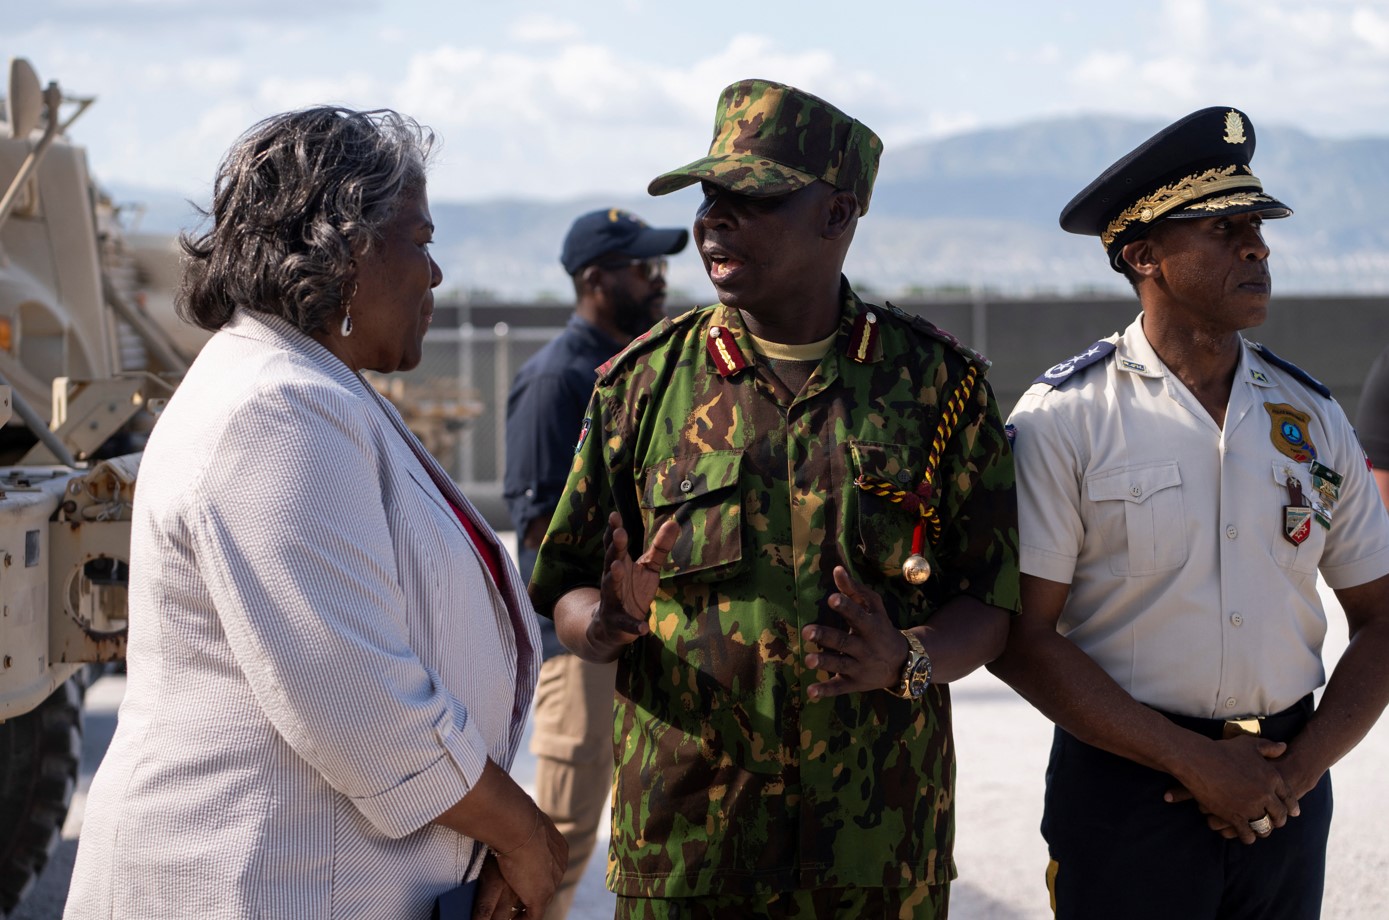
[1264,402,1318,463]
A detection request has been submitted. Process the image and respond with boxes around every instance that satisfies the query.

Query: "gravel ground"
[19,580,1388,920]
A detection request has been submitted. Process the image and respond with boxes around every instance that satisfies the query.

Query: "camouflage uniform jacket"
[530,279,1021,896]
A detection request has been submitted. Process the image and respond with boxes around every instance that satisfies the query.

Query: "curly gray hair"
[178,106,434,333]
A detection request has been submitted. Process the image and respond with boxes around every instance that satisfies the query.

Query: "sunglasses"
[595,256,668,281]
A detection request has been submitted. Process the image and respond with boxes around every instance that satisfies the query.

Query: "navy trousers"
[1042,718,1332,920]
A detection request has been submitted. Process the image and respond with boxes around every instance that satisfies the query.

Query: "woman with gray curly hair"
[65,107,564,919]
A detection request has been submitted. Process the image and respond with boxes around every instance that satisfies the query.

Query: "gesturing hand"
[801,566,911,700]
[588,511,680,658]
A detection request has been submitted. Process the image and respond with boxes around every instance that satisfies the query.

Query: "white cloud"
[257,73,384,111]
[185,99,258,148]
[912,111,984,139]
[1137,54,1203,99]
[136,57,245,92]
[1352,6,1389,51]
[390,34,894,200]
[11,0,1389,206]
[10,0,375,32]
[508,13,584,44]
[1165,0,1211,47]
[1056,0,1389,136]
[1069,51,1131,90]
[122,99,261,196]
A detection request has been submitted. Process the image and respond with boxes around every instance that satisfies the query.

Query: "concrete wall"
[899,295,1388,422]
[460,293,1388,421]
[441,294,1389,529]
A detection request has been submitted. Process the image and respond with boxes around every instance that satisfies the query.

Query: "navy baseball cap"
[1060,106,1292,272]
[560,208,688,276]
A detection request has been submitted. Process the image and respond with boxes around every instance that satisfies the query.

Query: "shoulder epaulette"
[595,309,701,381]
[1033,339,1117,387]
[880,301,990,369]
[1249,341,1332,399]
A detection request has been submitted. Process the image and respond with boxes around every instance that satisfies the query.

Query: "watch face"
[906,659,931,699]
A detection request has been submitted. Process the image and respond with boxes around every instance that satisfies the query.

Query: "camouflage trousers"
[614,884,949,919]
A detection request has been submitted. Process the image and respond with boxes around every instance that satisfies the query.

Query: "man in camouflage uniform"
[530,79,1021,919]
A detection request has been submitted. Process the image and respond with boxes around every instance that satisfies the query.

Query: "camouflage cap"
[648,78,883,215]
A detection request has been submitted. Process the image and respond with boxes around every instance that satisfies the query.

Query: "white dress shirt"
[65,310,539,919]
[1009,313,1389,718]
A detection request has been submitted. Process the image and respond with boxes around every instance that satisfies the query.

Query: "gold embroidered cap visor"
[1058,106,1292,272]
[647,78,883,215]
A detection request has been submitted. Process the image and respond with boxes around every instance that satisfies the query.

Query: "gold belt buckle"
[1223,717,1262,739]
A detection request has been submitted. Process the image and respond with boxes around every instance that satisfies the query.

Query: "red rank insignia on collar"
[847,310,881,364]
[705,324,750,377]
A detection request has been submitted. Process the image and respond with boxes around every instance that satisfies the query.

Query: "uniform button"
[865,312,878,324]
[1130,484,1142,497]
[897,470,913,484]
[1224,697,1238,709]
[1231,612,1243,626]
[1226,525,1239,540]
[708,327,721,338]
[679,479,693,493]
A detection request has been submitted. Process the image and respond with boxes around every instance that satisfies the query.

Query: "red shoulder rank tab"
[847,310,882,364]
[705,324,750,377]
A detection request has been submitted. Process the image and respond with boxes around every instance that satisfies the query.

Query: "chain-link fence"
[368,323,562,521]
[365,291,1389,528]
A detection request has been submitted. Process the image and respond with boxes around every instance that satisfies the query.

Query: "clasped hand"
[1164,734,1300,845]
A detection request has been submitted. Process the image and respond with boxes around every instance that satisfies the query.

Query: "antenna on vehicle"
[0,59,63,231]
[5,57,43,139]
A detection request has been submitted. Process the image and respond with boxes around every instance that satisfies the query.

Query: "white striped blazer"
[65,309,539,919]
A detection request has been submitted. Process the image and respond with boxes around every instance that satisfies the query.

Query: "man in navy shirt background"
[503,207,687,919]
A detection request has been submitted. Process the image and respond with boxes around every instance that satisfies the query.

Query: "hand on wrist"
[495,808,542,857]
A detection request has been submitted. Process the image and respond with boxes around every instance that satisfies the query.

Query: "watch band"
[892,630,932,699]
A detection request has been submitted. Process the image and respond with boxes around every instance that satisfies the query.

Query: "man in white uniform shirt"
[991,107,1389,920]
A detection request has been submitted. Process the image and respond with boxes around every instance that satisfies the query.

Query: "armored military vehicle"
[0,57,187,916]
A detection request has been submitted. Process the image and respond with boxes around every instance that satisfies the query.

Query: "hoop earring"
[340,280,358,337]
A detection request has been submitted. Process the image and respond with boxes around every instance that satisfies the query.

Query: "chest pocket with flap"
[640,449,744,580]
[849,440,927,579]
[1085,460,1187,576]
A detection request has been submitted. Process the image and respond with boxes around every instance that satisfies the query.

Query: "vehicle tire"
[0,679,82,917]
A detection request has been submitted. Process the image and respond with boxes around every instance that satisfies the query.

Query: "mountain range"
[113,114,1389,304]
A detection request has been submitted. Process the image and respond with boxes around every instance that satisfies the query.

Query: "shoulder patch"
[1249,342,1332,399]
[1033,340,1116,387]
[881,301,990,369]
[595,309,702,381]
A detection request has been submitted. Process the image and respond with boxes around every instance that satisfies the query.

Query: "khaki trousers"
[529,653,618,920]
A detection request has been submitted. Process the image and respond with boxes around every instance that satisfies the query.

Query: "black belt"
[1154,694,1313,743]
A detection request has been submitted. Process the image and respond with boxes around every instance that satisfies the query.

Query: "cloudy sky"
[6,0,1389,206]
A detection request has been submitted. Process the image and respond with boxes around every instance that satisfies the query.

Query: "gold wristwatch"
[891,630,932,700]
